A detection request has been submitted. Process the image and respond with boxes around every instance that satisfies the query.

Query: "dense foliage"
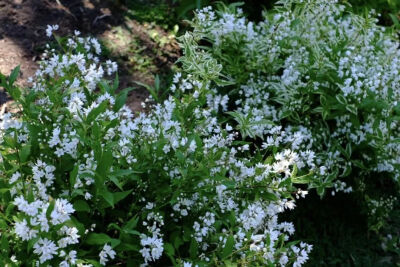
[0,0,399,266]
[0,27,314,266]
[177,0,400,263]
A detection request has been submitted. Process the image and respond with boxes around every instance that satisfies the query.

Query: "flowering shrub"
[178,0,400,232]
[0,29,315,265]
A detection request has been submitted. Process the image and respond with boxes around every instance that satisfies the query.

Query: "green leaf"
[389,13,400,28]
[110,169,138,177]
[4,67,22,101]
[164,243,175,256]
[353,159,366,170]
[110,176,123,191]
[322,109,329,120]
[4,136,17,148]
[215,78,235,87]
[87,101,108,123]
[118,243,140,252]
[85,233,120,247]
[69,216,86,235]
[0,219,8,230]
[189,238,198,258]
[70,165,79,190]
[260,191,279,202]
[27,237,39,254]
[134,81,158,102]
[102,190,114,207]
[280,109,292,119]
[5,204,15,217]
[0,71,6,87]
[316,186,325,197]
[312,106,324,114]
[223,260,238,267]
[171,232,184,250]
[19,144,31,163]
[46,199,55,219]
[110,239,121,248]
[345,104,357,115]
[107,223,121,231]
[113,87,134,112]
[9,66,20,86]
[222,235,235,259]
[113,73,119,92]
[123,216,139,231]
[326,168,339,183]
[337,143,351,160]
[95,148,113,189]
[291,173,313,184]
[73,199,90,212]
[336,94,347,105]
[1,234,9,253]
[98,80,111,94]
[92,122,101,140]
[113,189,133,205]
[124,229,141,236]
[154,75,160,92]
[341,164,352,177]
[320,95,327,106]
[291,164,298,178]
[345,143,352,158]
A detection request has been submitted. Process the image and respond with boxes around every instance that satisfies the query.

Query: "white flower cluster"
[99,244,116,265]
[140,210,164,264]
[46,24,59,37]
[13,196,78,265]
[187,0,400,229]
[0,25,120,266]
[105,66,312,265]
[0,21,314,265]
[193,212,215,244]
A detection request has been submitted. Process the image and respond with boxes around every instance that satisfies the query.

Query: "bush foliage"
[180,0,400,263]
[0,26,312,266]
[0,0,399,266]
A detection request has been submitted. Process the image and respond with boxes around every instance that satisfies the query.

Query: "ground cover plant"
[0,26,315,266]
[176,0,400,263]
[0,0,399,266]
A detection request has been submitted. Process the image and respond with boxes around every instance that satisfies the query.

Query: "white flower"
[251,234,264,243]
[33,238,58,263]
[105,60,118,75]
[51,199,75,225]
[140,234,164,263]
[84,192,92,200]
[14,219,38,241]
[99,244,116,265]
[239,202,266,231]
[284,200,296,210]
[279,254,289,265]
[58,226,80,248]
[9,172,21,184]
[14,196,43,217]
[46,24,59,37]
[188,140,197,152]
[60,250,77,267]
